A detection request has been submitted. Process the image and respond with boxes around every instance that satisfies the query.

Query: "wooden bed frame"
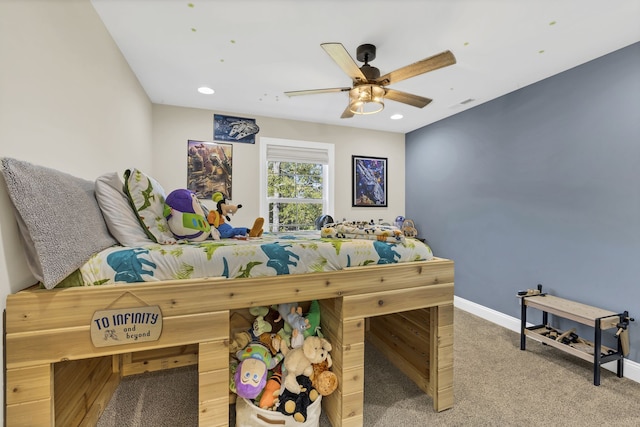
[4,257,454,426]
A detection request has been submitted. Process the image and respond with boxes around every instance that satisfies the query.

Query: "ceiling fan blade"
[377,50,456,85]
[321,43,368,83]
[285,87,350,97]
[340,105,355,119]
[384,89,432,108]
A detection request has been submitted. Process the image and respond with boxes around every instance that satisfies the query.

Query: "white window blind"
[266,145,329,165]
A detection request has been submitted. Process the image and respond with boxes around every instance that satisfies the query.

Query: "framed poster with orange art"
[187,139,233,200]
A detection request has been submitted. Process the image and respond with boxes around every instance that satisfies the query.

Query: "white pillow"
[95,172,154,247]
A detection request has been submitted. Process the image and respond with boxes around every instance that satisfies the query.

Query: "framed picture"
[187,140,233,200]
[214,114,259,144]
[352,155,387,207]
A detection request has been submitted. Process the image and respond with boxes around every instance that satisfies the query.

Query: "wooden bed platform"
[4,257,454,426]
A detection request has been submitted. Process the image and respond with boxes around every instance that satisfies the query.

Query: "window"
[260,138,334,232]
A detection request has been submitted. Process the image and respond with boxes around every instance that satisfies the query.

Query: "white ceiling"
[91,0,640,134]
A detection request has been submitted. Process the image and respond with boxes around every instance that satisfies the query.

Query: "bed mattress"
[72,231,433,287]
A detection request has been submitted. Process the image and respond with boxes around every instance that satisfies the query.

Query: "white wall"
[0,1,405,423]
[0,0,153,421]
[152,104,405,227]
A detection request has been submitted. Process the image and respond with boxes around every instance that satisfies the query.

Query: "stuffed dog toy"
[207,191,263,238]
[282,335,332,394]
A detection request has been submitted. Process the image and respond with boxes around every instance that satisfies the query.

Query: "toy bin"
[235,396,322,427]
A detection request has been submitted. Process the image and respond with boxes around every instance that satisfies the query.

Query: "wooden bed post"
[5,363,54,426]
[197,339,230,427]
[430,303,454,412]
[318,298,366,427]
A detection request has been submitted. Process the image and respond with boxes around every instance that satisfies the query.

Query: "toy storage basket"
[235,396,322,427]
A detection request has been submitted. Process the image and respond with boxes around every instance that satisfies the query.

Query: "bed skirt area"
[4,257,454,427]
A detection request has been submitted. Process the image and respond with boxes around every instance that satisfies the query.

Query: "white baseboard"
[453,295,640,384]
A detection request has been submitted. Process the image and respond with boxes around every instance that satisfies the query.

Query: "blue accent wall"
[406,43,640,361]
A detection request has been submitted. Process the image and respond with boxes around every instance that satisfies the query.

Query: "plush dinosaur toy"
[207,192,264,238]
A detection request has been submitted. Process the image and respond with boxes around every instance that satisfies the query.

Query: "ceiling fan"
[285,43,456,118]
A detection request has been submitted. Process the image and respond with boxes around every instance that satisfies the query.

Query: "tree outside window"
[267,161,324,231]
[261,137,334,233]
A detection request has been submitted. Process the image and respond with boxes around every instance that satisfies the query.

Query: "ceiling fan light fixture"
[349,84,385,115]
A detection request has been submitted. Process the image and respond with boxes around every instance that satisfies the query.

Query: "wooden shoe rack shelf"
[519,285,633,386]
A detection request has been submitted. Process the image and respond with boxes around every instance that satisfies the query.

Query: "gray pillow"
[95,172,154,247]
[1,158,117,289]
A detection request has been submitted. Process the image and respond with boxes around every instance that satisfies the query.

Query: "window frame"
[260,137,334,231]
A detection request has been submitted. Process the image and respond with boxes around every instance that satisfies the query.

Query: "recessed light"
[390,114,403,120]
[197,87,214,95]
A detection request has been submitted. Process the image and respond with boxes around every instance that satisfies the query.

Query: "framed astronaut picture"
[352,155,387,207]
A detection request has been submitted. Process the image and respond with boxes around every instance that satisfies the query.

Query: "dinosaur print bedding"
[64,231,433,287]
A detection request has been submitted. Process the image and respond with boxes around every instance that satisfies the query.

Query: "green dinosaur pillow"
[123,168,176,244]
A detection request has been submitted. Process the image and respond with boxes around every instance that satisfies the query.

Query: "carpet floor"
[98,308,640,426]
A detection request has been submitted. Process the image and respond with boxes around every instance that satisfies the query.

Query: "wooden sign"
[91,305,163,347]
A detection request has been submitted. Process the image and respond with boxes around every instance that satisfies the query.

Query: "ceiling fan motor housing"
[356,44,380,80]
[360,64,380,80]
[356,44,376,62]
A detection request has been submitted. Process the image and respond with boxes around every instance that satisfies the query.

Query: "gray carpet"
[98,308,640,426]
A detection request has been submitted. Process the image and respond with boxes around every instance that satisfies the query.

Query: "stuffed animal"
[277,324,292,349]
[207,192,264,238]
[228,330,251,354]
[277,303,310,335]
[277,374,319,423]
[258,366,283,409]
[164,189,219,241]
[235,342,284,399]
[258,332,283,355]
[250,306,284,333]
[303,300,321,338]
[281,336,332,394]
[290,328,305,349]
[311,359,337,396]
[252,315,272,338]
